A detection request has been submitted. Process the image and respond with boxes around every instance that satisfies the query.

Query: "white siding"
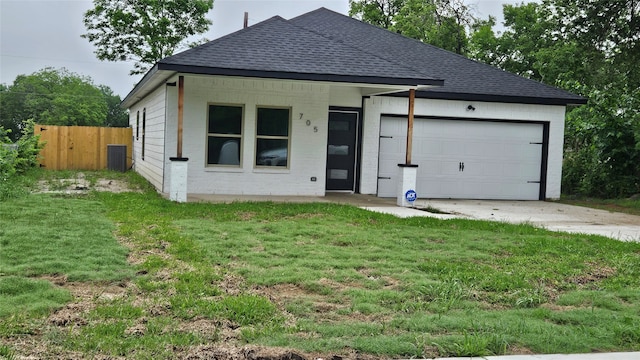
[129,85,166,191]
[328,85,363,108]
[361,97,566,200]
[173,75,331,196]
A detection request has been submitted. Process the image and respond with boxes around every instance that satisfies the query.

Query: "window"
[207,104,243,166]
[136,111,139,140]
[255,107,290,167]
[141,108,146,160]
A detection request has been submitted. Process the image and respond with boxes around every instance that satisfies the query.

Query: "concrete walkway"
[432,352,640,360]
[360,198,640,242]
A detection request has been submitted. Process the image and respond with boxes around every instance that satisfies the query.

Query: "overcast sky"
[0,0,525,98]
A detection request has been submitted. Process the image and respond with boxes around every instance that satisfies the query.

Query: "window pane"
[328,145,349,155]
[329,120,350,131]
[257,108,289,136]
[256,139,288,167]
[329,169,348,180]
[209,105,242,135]
[208,137,240,165]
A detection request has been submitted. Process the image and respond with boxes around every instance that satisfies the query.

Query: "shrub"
[0,120,43,177]
[12,121,44,173]
[562,85,640,198]
[0,120,43,199]
[0,127,18,180]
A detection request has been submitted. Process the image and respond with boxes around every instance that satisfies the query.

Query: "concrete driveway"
[405,199,640,242]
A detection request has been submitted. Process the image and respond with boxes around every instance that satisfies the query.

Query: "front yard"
[1,171,639,359]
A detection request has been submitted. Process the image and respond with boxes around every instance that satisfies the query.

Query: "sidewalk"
[432,352,640,360]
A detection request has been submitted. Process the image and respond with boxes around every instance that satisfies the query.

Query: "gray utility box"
[107,144,127,172]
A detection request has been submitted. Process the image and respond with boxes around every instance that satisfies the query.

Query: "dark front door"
[326,110,358,191]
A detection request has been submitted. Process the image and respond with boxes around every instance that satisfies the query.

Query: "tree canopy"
[468,1,639,197]
[82,0,214,75]
[350,0,639,197]
[0,68,128,141]
[349,0,473,54]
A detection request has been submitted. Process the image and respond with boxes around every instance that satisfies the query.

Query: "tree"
[0,68,125,141]
[82,0,214,75]
[467,0,640,197]
[545,0,640,89]
[349,0,404,29]
[100,85,129,127]
[349,0,474,55]
[562,83,640,197]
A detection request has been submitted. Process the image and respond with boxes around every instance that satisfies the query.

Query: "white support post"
[397,164,418,207]
[169,158,188,203]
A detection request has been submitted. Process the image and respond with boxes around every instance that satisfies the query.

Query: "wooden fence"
[35,124,133,171]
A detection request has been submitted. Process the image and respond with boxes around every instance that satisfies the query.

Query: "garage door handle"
[378,176,391,180]
[459,162,465,172]
[527,181,541,183]
[380,136,393,139]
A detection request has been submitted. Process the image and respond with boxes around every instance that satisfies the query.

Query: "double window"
[206,105,291,168]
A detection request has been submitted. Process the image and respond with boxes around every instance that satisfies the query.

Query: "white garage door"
[378,117,544,200]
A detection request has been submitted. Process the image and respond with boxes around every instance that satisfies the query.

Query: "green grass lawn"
[559,197,640,216]
[1,171,639,359]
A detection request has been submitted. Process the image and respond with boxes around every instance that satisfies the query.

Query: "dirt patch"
[4,279,133,358]
[180,345,379,360]
[509,345,536,355]
[236,211,257,221]
[571,262,617,286]
[355,269,399,289]
[283,213,325,221]
[177,318,222,340]
[219,272,247,295]
[55,280,129,310]
[35,172,141,194]
[48,302,89,327]
[541,303,580,311]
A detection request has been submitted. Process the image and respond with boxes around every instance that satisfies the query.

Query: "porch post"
[406,88,415,164]
[169,75,189,202]
[177,76,184,158]
[397,88,418,207]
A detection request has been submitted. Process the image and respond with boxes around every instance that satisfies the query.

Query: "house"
[121,8,586,203]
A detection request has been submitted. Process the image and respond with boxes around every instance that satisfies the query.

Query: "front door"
[326,110,358,191]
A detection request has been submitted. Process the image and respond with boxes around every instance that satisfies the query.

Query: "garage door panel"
[470,142,503,159]
[480,162,507,177]
[442,141,465,156]
[414,141,441,155]
[378,117,545,200]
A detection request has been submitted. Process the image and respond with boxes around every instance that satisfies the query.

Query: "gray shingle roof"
[158,15,442,87]
[125,7,585,106]
[290,8,586,105]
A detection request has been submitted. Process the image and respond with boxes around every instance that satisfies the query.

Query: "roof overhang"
[121,66,176,109]
[407,90,588,106]
[155,63,443,88]
[121,63,444,109]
